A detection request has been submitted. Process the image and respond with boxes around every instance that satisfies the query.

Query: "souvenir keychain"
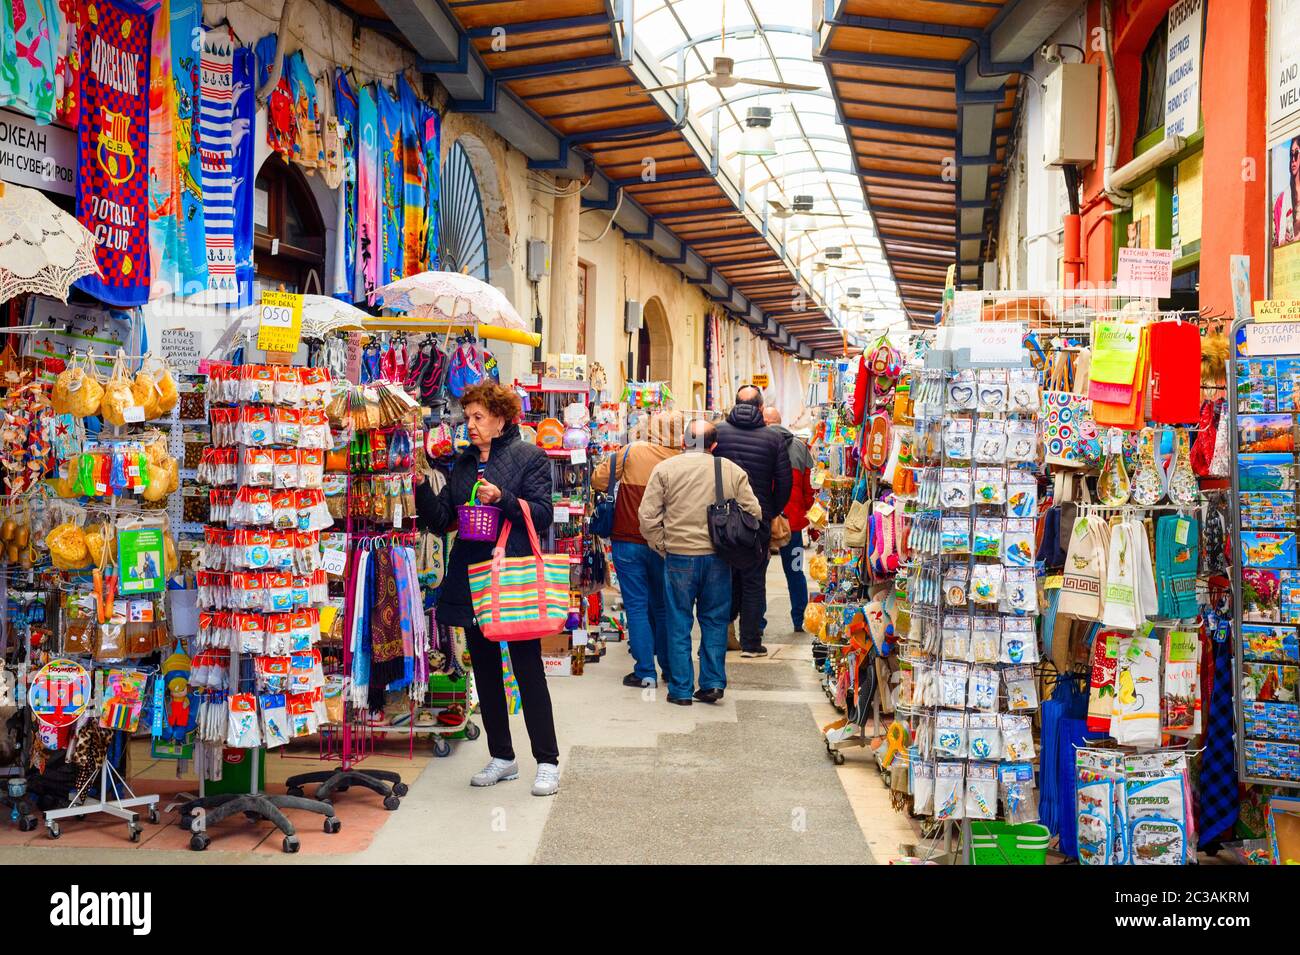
[939,661,970,708]
[968,665,999,711]
[1002,518,1035,567]
[947,369,977,411]
[1000,714,1036,761]
[974,418,1008,463]
[977,369,1008,413]
[970,564,1003,604]
[965,762,998,820]
[973,517,1003,558]
[934,761,965,820]
[935,712,968,759]
[943,418,973,460]
[970,616,1001,663]
[1006,473,1038,518]
[974,466,1006,505]
[1008,368,1040,412]
[940,467,972,508]
[1005,420,1039,463]
[967,713,1001,760]
[941,618,970,660]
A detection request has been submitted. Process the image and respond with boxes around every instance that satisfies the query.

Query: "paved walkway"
[0,562,918,864]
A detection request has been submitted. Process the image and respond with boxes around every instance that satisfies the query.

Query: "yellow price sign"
[1255,299,1300,323]
[257,291,304,354]
[752,373,770,388]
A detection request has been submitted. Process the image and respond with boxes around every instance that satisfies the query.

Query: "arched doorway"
[636,297,672,381]
[252,154,326,295]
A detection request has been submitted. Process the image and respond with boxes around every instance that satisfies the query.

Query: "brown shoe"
[727,623,741,651]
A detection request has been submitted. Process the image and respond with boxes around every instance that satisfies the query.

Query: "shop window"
[253,154,326,294]
[1137,20,1168,141]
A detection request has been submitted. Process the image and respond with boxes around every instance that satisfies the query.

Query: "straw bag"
[466,501,569,641]
[1041,350,1100,469]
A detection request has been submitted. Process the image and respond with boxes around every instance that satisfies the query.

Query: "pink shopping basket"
[457,479,502,541]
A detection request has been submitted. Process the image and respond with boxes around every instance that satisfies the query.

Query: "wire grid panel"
[971,290,1158,328]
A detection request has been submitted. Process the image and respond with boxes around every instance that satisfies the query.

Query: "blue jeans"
[611,540,670,682]
[780,530,809,629]
[664,553,732,700]
[761,529,810,632]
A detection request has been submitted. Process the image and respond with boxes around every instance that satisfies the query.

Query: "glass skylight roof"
[633,0,906,333]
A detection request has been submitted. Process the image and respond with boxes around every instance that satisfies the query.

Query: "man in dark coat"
[713,385,792,657]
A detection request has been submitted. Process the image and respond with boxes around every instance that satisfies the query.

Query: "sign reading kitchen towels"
[74,0,152,307]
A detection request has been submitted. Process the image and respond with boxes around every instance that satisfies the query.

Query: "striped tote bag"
[468,501,570,641]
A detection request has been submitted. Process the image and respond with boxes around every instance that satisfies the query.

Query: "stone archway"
[637,296,673,382]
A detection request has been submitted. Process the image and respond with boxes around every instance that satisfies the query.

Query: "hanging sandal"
[1130,427,1163,505]
[1166,426,1199,506]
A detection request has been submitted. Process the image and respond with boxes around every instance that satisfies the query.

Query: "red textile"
[1149,321,1202,424]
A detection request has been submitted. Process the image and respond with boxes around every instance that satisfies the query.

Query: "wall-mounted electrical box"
[526,239,551,282]
[624,300,643,333]
[1042,62,1099,167]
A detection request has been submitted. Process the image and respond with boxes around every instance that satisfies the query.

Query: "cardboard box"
[542,655,572,677]
[540,634,571,656]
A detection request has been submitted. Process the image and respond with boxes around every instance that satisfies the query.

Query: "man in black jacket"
[713,385,793,657]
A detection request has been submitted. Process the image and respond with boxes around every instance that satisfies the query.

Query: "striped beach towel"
[196,25,237,304]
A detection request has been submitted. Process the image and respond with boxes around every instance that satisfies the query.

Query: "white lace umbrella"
[371,271,528,333]
[0,183,99,304]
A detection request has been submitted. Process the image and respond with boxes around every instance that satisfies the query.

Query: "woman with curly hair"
[415,381,561,796]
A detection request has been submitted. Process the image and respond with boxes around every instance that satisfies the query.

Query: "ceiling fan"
[637,55,820,96]
[768,195,847,221]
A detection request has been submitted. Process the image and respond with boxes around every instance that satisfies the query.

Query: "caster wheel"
[282,836,300,854]
[19,817,37,833]
[286,786,305,798]
[189,833,210,851]
[383,795,400,811]
[148,808,159,825]
[323,817,341,834]
[128,826,141,843]
[46,822,60,840]
[833,752,846,766]
[433,739,451,758]
[464,722,481,741]
[391,782,409,797]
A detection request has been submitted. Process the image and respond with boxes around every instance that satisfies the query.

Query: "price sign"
[1116,247,1174,298]
[320,548,347,576]
[752,373,770,388]
[257,291,304,355]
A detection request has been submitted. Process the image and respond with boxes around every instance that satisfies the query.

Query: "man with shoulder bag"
[639,419,762,705]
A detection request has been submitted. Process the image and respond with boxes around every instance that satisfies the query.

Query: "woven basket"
[457,480,501,541]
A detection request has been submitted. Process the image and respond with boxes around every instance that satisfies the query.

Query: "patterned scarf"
[73,0,152,306]
[230,46,255,307]
[369,545,405,695]
[1198,614,1239,845]
[197,25,237,304]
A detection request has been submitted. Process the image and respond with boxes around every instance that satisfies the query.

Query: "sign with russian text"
[1117,247,1174,298]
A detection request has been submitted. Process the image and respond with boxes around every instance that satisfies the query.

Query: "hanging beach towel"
[424,103,442,269]
[333,69,358,302]
[356,83,379,298]
[397,74,427,278]
[74,0,152,306]
[231,45,256,308]
[376,82,404,284]
[196,24,239,305]
[141,0,181,298]
[169,0,206,289]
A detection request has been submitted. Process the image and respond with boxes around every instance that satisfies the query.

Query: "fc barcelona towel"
[74,0,152,306]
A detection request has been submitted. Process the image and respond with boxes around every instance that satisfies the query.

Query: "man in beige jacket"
[639,419,761,706]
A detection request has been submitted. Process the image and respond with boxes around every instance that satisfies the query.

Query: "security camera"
[1040,43,1063,64]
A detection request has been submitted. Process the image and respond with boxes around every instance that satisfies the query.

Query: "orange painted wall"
[1077,0,1267,307]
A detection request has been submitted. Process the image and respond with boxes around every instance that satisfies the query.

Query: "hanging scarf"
[369,545,405,696]
[332,69,357,302]
[140,0,180,298]
[230,45,255,308]
[424,103,441,269]
[356,83,379,298]
[258,34,295,160]
[387,545,415,692]
[2,0,59,124]
[74,0,151,306]
[1198,618,1240,845]
[171,0,205,290]
[348,548,370,708]
[376,82,403,285]
[396,75,426,278]
[286,50,321,170]
[195,24,237,304]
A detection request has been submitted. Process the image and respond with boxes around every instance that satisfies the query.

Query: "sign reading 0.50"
[257,290,304,354]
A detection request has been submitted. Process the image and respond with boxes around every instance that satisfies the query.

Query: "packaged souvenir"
[243,448,275,487]
[970,564,1003,605]
[939,661,969,709]
[1008,368,1040,413]
[974,418,1007,464]
[977,369,1008,413]
[227,693,262,748]
[940,467,972,509]
[970,616,1000,664]
[947,370,977,411]
[973,467,1006,505]
[1001,519,1035,568]
[973,517,1003,558]
[1000,763,1039,824]
[1000,714,1036,761]
[967,713,1001,760]
[941,618,970,660]
[1162,630,1201,734]
[942,565,969,608]
[935,711,967,758]
[1007,473,1038,518]
[934,761,965,820]
[1000,617,1038,665]
[1003,665,1039,712]
[274,365,303,406]
[965,762,998,820]
[912,758,935,815]
[298,448,325,488]
[1005,419,1039,463]
[967,666,999,712]
[260,692,292,748]
[240,405,276,447]
[941,517,971,555]
[241,365,276,404]
[276,407,302,446]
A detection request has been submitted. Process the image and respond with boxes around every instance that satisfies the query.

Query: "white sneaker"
[531,763,560,797]
[470,757,519,787]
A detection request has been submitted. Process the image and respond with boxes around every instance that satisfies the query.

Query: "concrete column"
[548,190,581,355]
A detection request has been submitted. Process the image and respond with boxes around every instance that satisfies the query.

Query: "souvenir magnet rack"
[1226,316,1300,790]
[178,355,340,853]
[43,425,160,841]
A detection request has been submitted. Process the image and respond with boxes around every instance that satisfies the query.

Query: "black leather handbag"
[707,455,764,569]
